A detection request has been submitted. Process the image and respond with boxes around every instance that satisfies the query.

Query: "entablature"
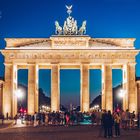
[1,49,138,65]
[4,36,136,50]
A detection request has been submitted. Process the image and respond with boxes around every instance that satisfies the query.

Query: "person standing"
[45,113,49,126]
[34,112,38,127]
[65,112,70,127]
[102,110,108,138]
[91,111,96,126]
[41,113,45,126]
[114,112,121,137]
[107,110,114,138]
[125,109,130,129]
[1,114,4,125]
[6,112,9,120]
[121,110,126,129]
[14,114,18,125]
[98,110,104,137]
[31,114,34,125]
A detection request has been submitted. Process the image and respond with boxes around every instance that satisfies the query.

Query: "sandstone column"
[12,64,18,118]
[51,64,60,112]
[128,63,137,113]
[122,64,129,111]
[3,64,17,118]
[80,64,89,112]
[35,64,39,113]
[102,65,112,112]
[101,65,105,110]
[137,82,140,112]
[0,81,3,115]
[28,64,38,114]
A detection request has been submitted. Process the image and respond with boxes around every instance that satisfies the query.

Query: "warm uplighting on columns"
[51,64,60,112]
[102,64,112,112]
[12,64,18,118]
[80,64,89,112]
[122,64,129,111]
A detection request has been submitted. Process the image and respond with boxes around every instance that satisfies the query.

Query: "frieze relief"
[89,41,117,48]
[53,40,87,47]
[6,51,136,61]
[4,38,135,49]
[21,41,51,48]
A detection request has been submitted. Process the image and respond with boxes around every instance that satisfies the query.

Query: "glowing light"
[24,109,27,113]
[40,105,50,112]
[20,108,23,112]
[118,89,126,98]
[15,89,23,99]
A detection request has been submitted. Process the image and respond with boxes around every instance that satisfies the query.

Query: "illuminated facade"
[0,5,140,117]
[0,36,139,117]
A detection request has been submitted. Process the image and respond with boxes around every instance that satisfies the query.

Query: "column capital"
[81,62,90,65]
[4,63,12,66]
[27,62,36,65]
[51,63,60,70]
[102,64,112,67]
[128,62,136,66]
[51,62,60,65]
[80,63,89,70]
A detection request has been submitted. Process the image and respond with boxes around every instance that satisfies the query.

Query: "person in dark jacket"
[41,113,45,126]
[107,110,114,138]
[102,110,108,138]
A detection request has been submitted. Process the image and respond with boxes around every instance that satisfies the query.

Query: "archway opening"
[90,69,102,111]
[39,69,51,112]
[112,69,123,111]
[60,69,80,112]
[17,69,28,114]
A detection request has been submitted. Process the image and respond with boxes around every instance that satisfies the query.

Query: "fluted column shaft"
[128,64,137,113]
[0,83,3,114]
[80,64,89,112]
[102,65,112,112]
[12,64,17,117]
[122,64,129,111]
[3,64,17,118]
[28,64,38,114]
[137,82,140,112]
[51,64,60,112]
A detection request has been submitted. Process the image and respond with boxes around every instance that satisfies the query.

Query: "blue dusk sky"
[0,0,140,106]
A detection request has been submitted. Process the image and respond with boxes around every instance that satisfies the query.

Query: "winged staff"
[66,5,72,16]
[55,5,86,35]
[66,5,72,10]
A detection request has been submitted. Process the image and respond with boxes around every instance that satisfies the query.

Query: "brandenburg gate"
[0,5,139,117]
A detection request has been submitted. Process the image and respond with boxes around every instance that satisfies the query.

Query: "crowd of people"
[13,109,140,138]
[14,111,85,126]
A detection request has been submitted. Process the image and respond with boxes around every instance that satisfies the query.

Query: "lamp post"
[118,89,126,98]
[118,89,126,111]
[15,89,24,125]
[15,89,24,113]
[15,89,23,99]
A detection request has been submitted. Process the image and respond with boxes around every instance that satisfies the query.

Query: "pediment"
[5,37,135,50]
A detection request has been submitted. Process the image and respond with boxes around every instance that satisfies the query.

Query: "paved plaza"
[0,124,140,140]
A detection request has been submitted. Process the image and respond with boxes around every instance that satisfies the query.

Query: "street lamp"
[15,88,24,114]
[15,89,23,99]
[118,89,126,98]
[116,89,126,111]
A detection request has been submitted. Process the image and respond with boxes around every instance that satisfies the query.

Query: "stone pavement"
[0,124,140,140]
[0,119,13,129]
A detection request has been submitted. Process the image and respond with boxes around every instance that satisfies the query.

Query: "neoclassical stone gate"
[0,5,140,117]
[0,35,139,117]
